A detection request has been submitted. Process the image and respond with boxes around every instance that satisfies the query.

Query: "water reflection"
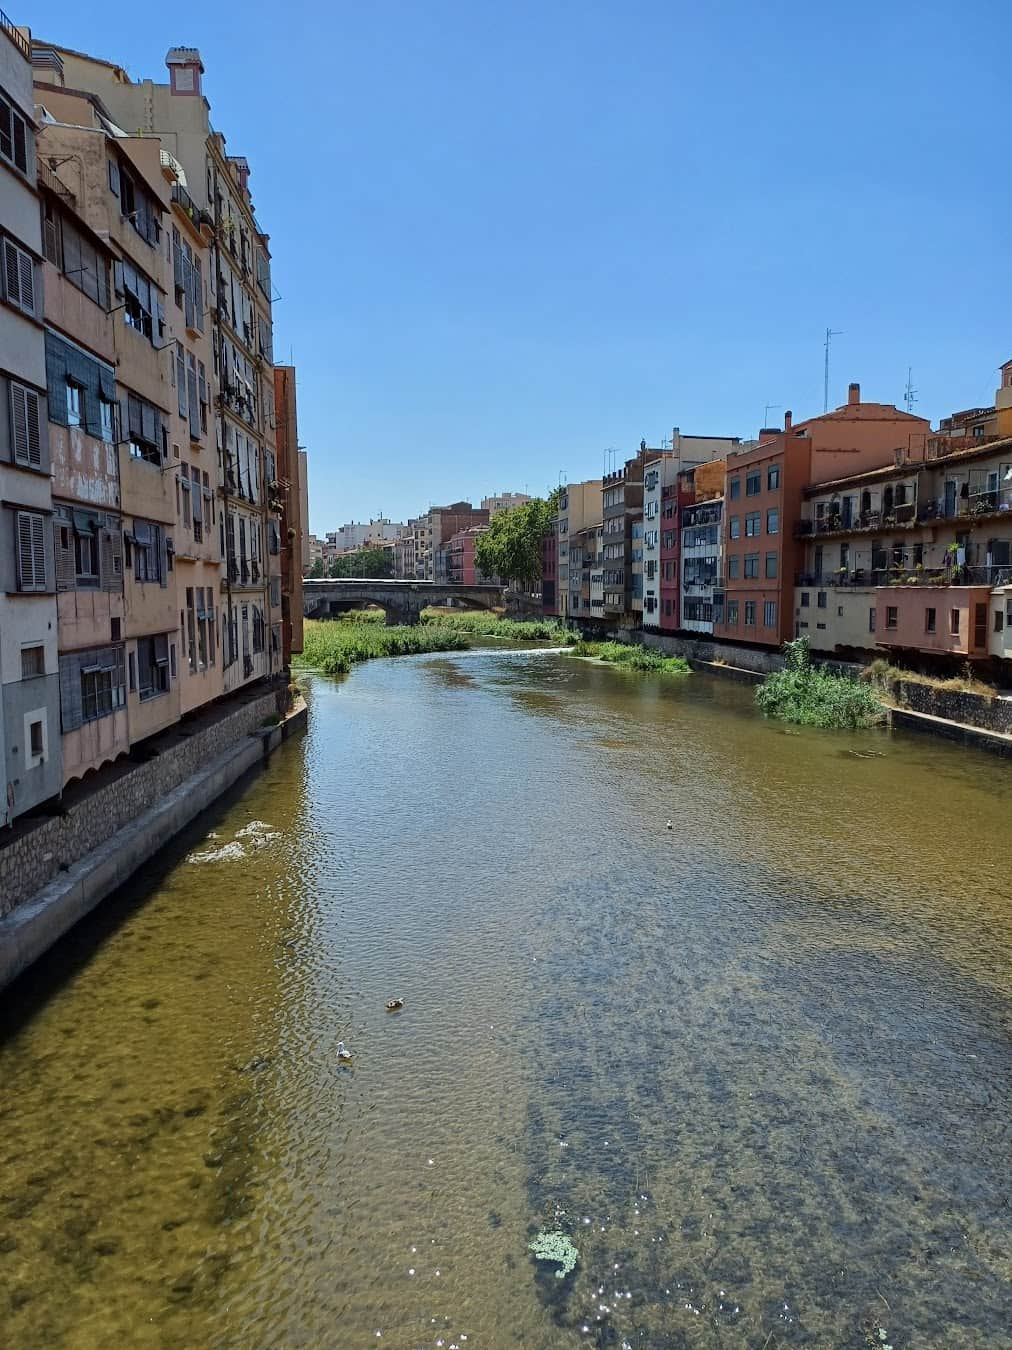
[1,649,1010,1348]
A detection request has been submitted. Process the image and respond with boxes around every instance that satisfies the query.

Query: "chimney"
[229,156,250,196]
[166,47,203,97]
[784,410,792,431]
[848,382,860,406]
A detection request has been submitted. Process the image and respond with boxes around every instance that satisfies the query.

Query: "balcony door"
[944,480,958,518]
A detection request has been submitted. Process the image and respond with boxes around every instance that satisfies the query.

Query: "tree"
[474,489,561,587]
[328,545,393,579]
[307,558,325,579]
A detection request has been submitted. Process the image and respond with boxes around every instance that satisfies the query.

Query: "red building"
[659,474,697,630]
[445,526,492,586]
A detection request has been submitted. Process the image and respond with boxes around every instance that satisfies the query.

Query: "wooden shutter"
[100,521,123,593]
[17,511,43,591]
[176,345,188,417]
[10,382,41,466]
[18,249,34,314]
[55,516,75,589]
[3,239,20,307]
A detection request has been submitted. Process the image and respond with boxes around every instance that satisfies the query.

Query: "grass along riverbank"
[756,637,884,729]
[570,640,691,675]
[295,620,470,675]
[419,611,577,641]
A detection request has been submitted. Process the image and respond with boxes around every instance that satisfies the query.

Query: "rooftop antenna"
[763,402,781,430]
[824,328,843,412]
[904,367,918,414]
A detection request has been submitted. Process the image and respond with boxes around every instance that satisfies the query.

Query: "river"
[1,647,1010,1349]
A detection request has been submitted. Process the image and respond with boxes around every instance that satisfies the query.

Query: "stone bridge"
[303,579,506,625]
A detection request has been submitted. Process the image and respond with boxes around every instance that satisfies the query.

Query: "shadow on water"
[0,764,274,1042]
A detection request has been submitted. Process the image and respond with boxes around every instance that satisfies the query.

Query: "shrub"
[294,619,469,675]
[419,610,577,642]
[756,637,883,729]
[572,640,690,675]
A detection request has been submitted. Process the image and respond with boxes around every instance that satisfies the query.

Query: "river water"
[1,648,1010,1349]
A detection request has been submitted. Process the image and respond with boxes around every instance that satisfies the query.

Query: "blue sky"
[33,0,1010,532]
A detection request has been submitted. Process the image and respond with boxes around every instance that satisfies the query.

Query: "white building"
[680,499,723,633]
[0,20,62,824]
[326,517,403,554]
[481,491,531,517]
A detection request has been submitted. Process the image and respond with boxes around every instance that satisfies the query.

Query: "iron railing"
[0,9,29,59]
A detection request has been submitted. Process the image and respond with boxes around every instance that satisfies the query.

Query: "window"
[0,91,31,174]
[950,608,960,635]
[124,392,163,464]
[869,608,876,633]
[886,606,898,630]
[75,529,98,586]
[745,512,760,536]
[116,258,161,343]
[136,634,170,700]
[763,601,777,628]
[744,601,756,626]
[16,511,46,592]
[9,381,42,467]
[766,508,779,535]
[744,553,759,578]
[3,237,36,316]
[727,554,740,580]
[800,592,810,608]
[21,645,44,679]
[28,718,44,759]
[99,398,115,443]
[66,380,82,427]
[746,471,761,496]
[729,516,741,540]
[817,591,827,609]
[767,465,780,490]
[132,522,162,583]
[765,552,778,579]
[727,599,739,625]
[994,609,1004,634]
[925,607,936,634]
[45,206,111,309]
[837,605,844,617]
[729,477,741,500]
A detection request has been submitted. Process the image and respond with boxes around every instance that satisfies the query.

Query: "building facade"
[1,19,61,823]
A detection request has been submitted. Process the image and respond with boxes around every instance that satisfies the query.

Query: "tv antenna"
[823,328,843,412]
[904,367,918,414]
[763,402,781,430]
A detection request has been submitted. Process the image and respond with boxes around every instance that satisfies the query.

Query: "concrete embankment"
[593,625,1012,756]
[0,690,307,992]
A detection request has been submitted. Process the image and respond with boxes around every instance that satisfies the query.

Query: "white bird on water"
[336,1041,353,1063]
[666,820,673,830]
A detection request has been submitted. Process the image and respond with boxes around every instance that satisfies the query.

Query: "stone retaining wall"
[0,691,279,918]
[889,679,1012,737]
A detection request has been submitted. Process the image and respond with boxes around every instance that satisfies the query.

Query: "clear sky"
[32,0,1011,533]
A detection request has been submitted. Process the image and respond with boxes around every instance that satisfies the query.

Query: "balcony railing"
[918,485,1012,523]
[0,9,29,59]
[795,502,917,538]
[39,161,75,202]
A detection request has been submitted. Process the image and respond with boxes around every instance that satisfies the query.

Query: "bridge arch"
[302,579,505,625]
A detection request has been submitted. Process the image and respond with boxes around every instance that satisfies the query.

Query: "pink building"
[445,526,492,586]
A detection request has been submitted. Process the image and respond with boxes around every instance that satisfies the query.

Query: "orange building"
[716,385,932,649]
[273,366,305,664]
[714,421,810,646]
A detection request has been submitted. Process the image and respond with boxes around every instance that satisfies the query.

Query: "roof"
[794,401,928,430]
[805,434,1012,496]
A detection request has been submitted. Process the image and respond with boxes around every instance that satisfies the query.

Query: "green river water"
[0,647,1009,1348]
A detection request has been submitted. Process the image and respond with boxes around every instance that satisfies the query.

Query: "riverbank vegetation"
[420,611,577,641]
[863,658,997,699]
[756,637,884,729]
[295,620,469,675]
[571,640,691,675]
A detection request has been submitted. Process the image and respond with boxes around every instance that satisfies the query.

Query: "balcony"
[171,183,214,235]
[795,502,917,538]
[918,485,1012,524]
[1,8,29,58]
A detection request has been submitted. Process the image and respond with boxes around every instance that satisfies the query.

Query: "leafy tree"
[307,558,326,578]
[474,489,561,586]
[328,545,393,579]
